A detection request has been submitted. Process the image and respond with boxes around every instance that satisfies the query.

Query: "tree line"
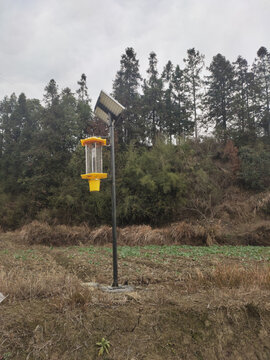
[113,46,270,144]
[0,47,269,229]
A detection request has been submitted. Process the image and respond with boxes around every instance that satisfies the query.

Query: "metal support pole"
[109,113,118,287]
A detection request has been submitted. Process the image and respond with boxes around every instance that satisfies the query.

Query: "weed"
[0,353,12,360]
[96,338,111,357]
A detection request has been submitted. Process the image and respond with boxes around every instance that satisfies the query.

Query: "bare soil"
[0,232,270,360]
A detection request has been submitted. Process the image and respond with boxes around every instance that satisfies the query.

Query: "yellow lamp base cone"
[81,173,107,192]
[89,179,100,192]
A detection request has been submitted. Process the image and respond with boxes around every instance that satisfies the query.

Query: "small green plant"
[96,338,110,357]
[14,253,27,261]
[1,353,12,360]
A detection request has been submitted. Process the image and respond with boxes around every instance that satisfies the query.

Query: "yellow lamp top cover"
[80,137,106,147]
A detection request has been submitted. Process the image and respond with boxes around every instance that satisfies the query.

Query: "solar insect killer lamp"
[80,137,107,192]
[81,90,125,289]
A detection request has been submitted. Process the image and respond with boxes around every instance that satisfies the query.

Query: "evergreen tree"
[204,54,235,138]
[0,94,22,193]
[112,47,142,144]
[27,81,78,206]
[171,65,192,138]
[14,93,39,169]
[76,74,93,139]
[183,48,205,138]
[0,93,18,149]
[76,73,89,103]
[232,56,258,141]
[18,96,42,198]
[0,93,42,227]
[142,52,164,143]
[253,46,270,136]
[162,61,175,142]
[44,79,59,107]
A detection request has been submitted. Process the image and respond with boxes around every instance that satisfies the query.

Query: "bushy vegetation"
[0,135,238,229]
[0,47,270,230]
[238,145,270,190]
[0,128,269,230]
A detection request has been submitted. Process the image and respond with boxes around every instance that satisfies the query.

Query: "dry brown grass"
[253,191,270,215]
[18,218,269,248]
[20,221,91,246]
[201,264,270,289]
[119,225,168,245]
[19,221,223,247]
[0,267,83,301]
[215,201,251,222]
[167,221,221,246]
[93,222,222,247]
[90,225,112,245]
[233,221,270,246]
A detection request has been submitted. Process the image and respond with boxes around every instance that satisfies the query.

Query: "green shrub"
[117,141,188,225]
[238,146,270,191]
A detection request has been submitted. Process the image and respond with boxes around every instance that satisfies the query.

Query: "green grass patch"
[75,245,270,261]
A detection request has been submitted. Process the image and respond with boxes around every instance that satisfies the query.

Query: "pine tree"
[0,93,18,148]
[44,79,59,107]
[183,48,205,138]
[232,56,258,141]
[112,47,142,144]
[76,73,89,103]
[0,93,41,204]
[28,81,78,204]
[162,61,175,142]
[0,94,23,193]
[171,65,192,138]
[17,96,42,200]
[253,46,270,136]
[76,74,93,139]
[204,54,235,138]
[142,52,164,143]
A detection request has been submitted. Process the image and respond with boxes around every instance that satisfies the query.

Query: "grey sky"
[0,0,269,104]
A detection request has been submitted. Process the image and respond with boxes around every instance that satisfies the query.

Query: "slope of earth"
[1,233,270,359]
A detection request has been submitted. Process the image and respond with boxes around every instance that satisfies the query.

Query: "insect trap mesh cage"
[80,137,107,192]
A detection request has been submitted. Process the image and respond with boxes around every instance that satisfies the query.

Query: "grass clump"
[205,264,270,289]
[0,267,83,301]
[20,221,91,246]
[168,222,222,246]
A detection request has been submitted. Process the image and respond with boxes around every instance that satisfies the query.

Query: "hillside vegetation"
[0,136,269,231]
[0,46,270,231]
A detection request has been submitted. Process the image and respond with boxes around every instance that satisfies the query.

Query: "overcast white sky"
[0,0,269,104]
